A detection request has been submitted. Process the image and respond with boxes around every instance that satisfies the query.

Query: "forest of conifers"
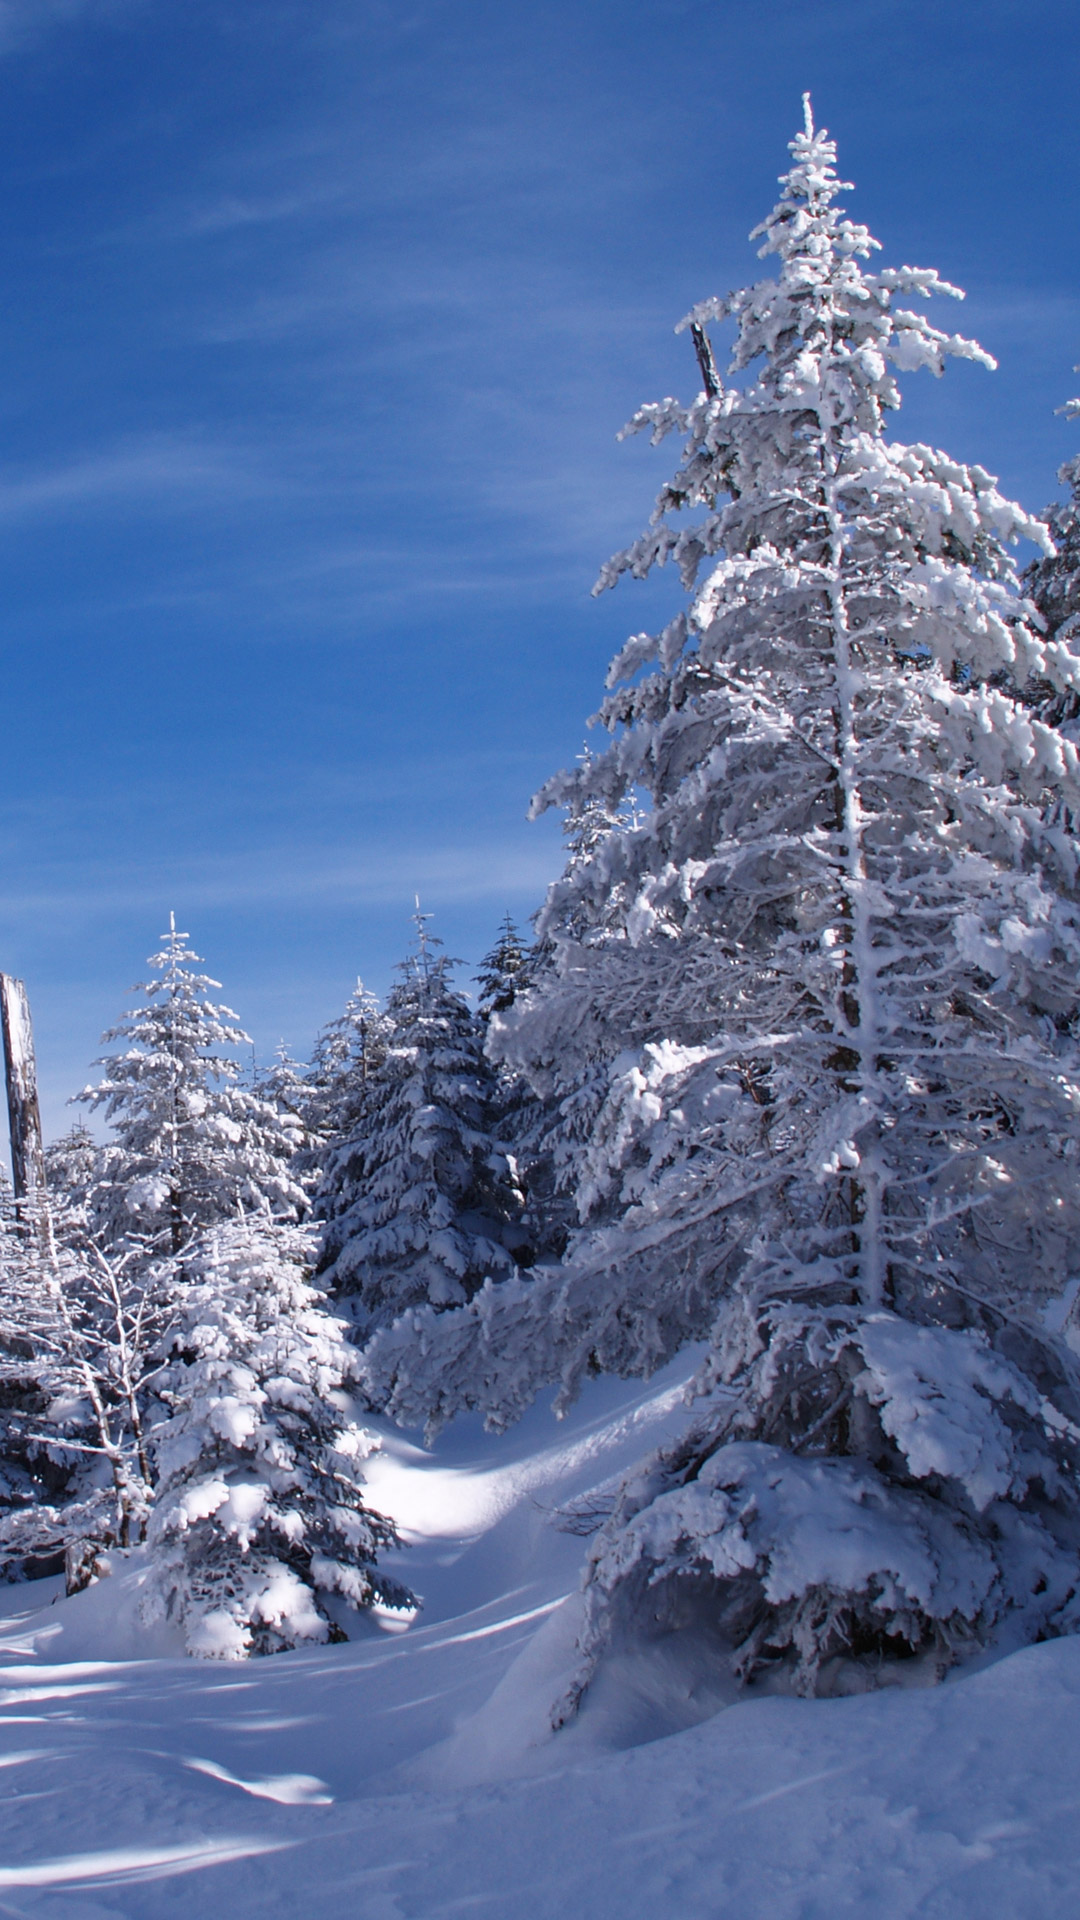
[5,102,1080,1715]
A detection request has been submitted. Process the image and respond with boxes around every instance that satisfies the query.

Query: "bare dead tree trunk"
[0,974,47,1209]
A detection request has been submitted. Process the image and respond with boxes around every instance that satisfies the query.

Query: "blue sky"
[0,0,1078,1139]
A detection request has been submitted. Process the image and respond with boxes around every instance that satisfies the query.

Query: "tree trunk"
[0,974,47,1207]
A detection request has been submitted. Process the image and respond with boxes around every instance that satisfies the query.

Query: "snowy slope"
[0,1361,1075,1916]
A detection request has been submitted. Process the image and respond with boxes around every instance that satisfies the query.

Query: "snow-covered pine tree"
[143,1219,412,1657]
[475,914,529,1018]
[304,979,394,1146]
[473,912,568,1269]
[318,913,529,1340]
[254,1043,321,1191]
[0,1200,80,1578]
[1023,382,1080,728]
[43,1123,102,1225]
[365,102,1080,1696]
[465,764,647,1302]
[78,918,306,1259]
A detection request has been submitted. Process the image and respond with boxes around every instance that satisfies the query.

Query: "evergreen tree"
[538,744,642,949]
[304,979,393,1143]
[364,103,1080,1696]
[1023,385,1080,726]
[78,918,305,1258]
[143,1220,412,1656]
[318,914,528,1340]
[0,1201,81,1578]
[475,914,529,1018]
[254,1043,321,1190]
[471,763,646,1286]
[43,1123,102,1224]
[474,913,570,1267]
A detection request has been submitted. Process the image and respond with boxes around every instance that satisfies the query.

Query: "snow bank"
[0,1361,1073,1916]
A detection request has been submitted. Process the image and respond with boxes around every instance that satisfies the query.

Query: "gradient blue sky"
[0,0,1078,1139]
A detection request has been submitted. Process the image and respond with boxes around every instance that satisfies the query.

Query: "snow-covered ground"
[0,1362,1075,1917]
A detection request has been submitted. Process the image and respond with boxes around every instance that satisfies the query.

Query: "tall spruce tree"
[365,103,1080,1697]
[78,918,305,1258]
[318,913,528,1339]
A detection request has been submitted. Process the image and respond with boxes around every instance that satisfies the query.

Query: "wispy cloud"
[93,182,354,250]
[0,834,561,925]
[0,0,141,55]
[0,433,297,522]
[179,185,350,239]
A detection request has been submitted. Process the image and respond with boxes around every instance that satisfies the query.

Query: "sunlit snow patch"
[364,1376,691,1542]
[184,1756,333,1804]
[0,1837,289,1889]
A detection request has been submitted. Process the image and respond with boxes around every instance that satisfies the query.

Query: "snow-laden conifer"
[305,979,393,1143]
[475,915,530,1019]
[473,913,572,1275]
[1024,382,1080,730]
[252,1042,323,1195]
[43,1123,102,1223]
[365,103,1080,1692]
[467,771,645,1303]
[318,915,528,1338]
[0,1203,81,1575]
[78,918,305,1258]
[143,1219,411,1657]
[495,757,642,1253]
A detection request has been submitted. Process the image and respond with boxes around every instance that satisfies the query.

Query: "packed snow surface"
[0,1360,1075,1917]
